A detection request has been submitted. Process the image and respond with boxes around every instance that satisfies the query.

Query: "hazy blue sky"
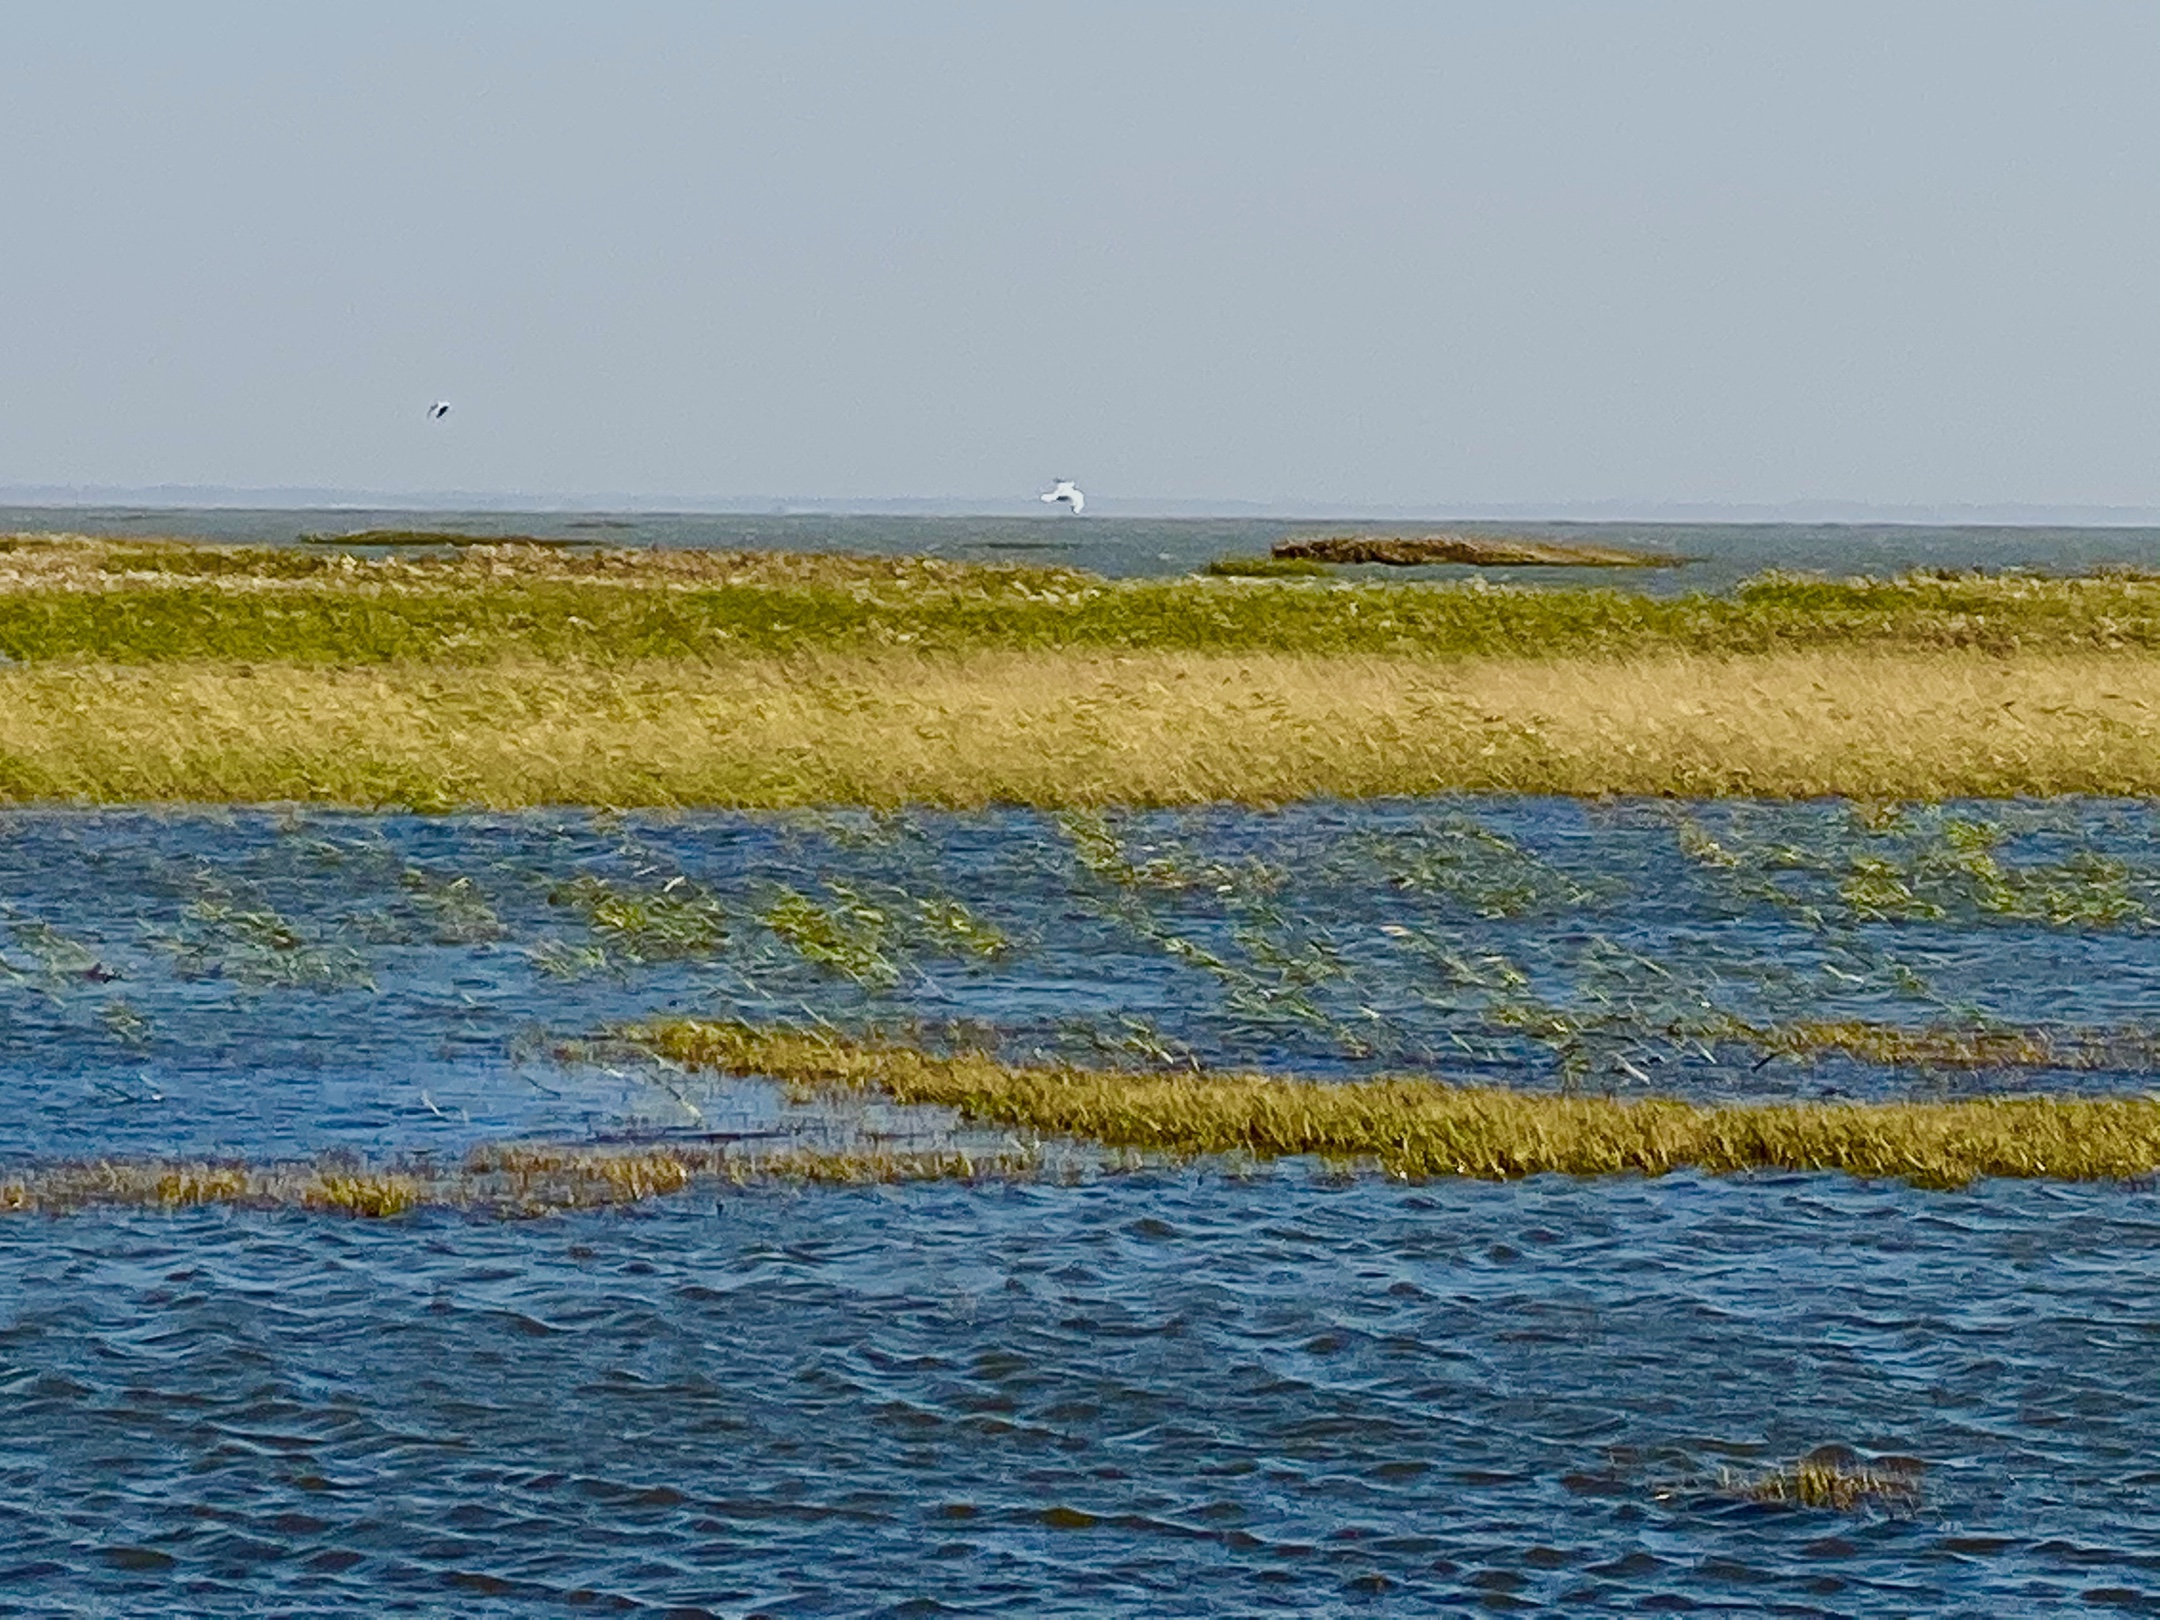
[4,2,2158,512]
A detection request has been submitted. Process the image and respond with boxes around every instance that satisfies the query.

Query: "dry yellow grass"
[2,648,2157,806]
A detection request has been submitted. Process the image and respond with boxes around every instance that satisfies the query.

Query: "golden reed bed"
[1,648,2156,806]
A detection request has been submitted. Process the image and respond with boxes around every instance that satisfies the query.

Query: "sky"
[3,1,2159,514]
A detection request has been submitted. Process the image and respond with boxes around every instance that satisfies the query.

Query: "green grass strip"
[4,537,2160,663]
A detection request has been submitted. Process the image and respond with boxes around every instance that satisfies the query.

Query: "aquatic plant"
[1719,1447,1924,1512]
[396,869,506,944]
[1674,803,2154,930]
[149,880,374,991]
[756,877,1009,989]
[761,886,902,987]
[550,873,729,960]
[640,1021,2160,1188]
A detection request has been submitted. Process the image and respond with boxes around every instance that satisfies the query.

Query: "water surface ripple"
[4,1177,2158,1614]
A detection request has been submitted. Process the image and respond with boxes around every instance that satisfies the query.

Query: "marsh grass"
[6,536,2160,663]
[1677,804,2154,929]
[1202,555,1332,578]
[0,1139,1045,1216]
[299,529,588,549]
[2,537,2159,804]
[641,1021,2160,1187]
[4,648,2158,806]
[549,873,730,961]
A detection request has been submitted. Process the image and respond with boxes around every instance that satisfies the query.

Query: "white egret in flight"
[1040,479,1084,514]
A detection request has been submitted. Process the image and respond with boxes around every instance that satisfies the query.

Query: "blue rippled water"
[4,801,2160,1612]
[6,1179,2159,1614]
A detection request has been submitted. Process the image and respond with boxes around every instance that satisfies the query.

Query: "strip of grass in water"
[4,535,2160,663]
[639,1021,2160,1189]
[1202,554,1332,578]
[0,1141,1043,1217]
[2,649,2157,805]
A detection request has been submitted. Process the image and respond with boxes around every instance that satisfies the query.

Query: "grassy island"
[2,534,2158,805]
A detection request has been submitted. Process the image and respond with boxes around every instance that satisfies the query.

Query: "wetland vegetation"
[639,1021,2160,1189]
[1,535,2159,805]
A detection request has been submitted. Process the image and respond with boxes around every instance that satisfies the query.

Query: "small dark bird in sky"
[427,401,451,420]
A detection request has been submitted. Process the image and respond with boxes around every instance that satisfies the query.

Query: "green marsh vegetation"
[5,534,2160,663]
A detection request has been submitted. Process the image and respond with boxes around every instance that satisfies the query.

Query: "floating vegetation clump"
[1719,1447,1925,1512]
[639,1022,2160,1188]
[760,878,1009,988]
[394,869,506,944]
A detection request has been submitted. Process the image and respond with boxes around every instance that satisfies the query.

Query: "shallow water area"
[12,807,2160,1175]
[3,799,2160,1162]
[5,799,2160,1611]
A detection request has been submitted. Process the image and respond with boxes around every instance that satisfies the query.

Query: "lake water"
[3,802,2159,1612]
[6,504,2160,593]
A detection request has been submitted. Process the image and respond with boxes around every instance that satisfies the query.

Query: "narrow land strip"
[3,649,2157,805]
[642,1022,2160,1188]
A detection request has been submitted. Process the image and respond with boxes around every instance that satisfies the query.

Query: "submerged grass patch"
[640,1022,2160,1188]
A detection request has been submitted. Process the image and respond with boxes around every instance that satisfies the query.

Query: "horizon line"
[8,485,2160,528]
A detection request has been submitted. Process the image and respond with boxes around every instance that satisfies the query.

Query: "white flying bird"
[1040,479,1084,514]
[427,401,451,420]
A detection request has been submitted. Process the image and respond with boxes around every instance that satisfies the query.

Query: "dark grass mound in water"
[1275,533,1685,567]
[1201,553,1332,577]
